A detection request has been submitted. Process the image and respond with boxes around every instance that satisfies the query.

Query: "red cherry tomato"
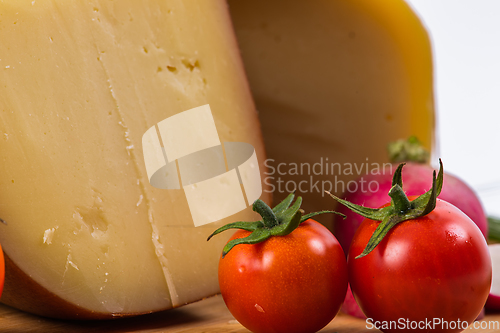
[349,199,491,333]
[219,219,348,333]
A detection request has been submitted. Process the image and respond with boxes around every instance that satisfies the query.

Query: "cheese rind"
[0,0,268,318]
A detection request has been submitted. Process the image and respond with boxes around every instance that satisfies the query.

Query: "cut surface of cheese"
[228,0,435,226]
[0,0,268,318]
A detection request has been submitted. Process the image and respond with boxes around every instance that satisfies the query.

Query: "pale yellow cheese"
[228,0,435,227]
[0,0,268,318]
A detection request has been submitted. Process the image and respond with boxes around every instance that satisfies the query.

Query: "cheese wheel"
[228,0,435,227]
[0,0,269,319]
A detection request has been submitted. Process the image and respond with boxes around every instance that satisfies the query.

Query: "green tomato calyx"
[207,192,345,258]
[387,136,430,164]
[327,159,443,259]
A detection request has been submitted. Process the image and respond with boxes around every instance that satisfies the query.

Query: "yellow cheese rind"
[0,0,268,318]
[228,0,435,226]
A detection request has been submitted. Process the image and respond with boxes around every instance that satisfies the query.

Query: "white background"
[405,0,500,217]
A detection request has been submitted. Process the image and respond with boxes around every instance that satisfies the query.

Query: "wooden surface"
[0,295,499,333]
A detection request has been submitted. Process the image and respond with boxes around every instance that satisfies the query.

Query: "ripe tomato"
[349,198,491,333]
[218,219,347,333]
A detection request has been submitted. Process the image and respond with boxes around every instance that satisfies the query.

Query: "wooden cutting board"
[0,295,499,333]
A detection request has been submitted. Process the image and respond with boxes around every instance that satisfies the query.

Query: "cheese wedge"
[228,0,435,227]
[0,0,268,318]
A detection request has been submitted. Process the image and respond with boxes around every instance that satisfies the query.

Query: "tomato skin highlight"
[219,219,348,333]
[348,199,491,333]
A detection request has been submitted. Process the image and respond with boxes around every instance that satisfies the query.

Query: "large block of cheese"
[228,0,435,227]
[0,0,269,319]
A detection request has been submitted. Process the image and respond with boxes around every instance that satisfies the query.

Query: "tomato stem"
[389,185,411,213]
[208,192,345,258]
[328,159,444,258]
[253,199,279,228]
